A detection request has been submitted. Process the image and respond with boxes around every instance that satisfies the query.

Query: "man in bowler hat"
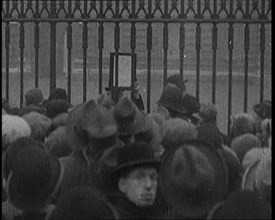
[110,142,164,219]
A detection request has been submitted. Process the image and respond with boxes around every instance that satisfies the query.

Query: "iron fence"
[2,0,271,132]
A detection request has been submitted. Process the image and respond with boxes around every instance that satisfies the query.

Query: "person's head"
[2,115,31,153]
[106,87,124,105]
[229,113,256,140]
[161,118,198,152]
[251,100,271,133]
[165,74,187,97]
[230,134,261,163]
[51,186,117,220]
[198,102,218,124]
[114,97,151,145]
[24,88,44,106]
[6,145,63,211]
[114,142,160,207]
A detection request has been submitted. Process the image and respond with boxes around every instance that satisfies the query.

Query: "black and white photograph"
[2,1,271,219]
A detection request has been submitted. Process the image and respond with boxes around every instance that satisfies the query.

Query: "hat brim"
[159,140,229,218]
[241,160,260,191]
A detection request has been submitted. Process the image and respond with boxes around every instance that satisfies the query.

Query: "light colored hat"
[242,148,271,201]
[230,134,260,162]
[162,118,198,151]
[242,147,265,171]
[2,115,31,151]
[255,148,271,201]
[23,112,52,142]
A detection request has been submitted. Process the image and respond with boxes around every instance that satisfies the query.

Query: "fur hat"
[230,134,260,163]
[159,140,228,218]
[114,97,150,135]
[23,112,52,142]
[253,100,271,119]
[66,100,117,151]
[25,88,44,106]
[114,142,161,180]
[7,146,63,210]
[2,115,31,151]
[162,118,198,152]
[208,191,271,219]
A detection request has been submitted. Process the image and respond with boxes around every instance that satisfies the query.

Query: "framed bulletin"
[108,52,137,91]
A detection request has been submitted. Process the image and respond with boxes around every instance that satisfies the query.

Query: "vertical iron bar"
[163,0,168,85]
[179,0,185,81]
[259,0,266,103]
[195,24,201,100]
[244,24,249,112]
[179,23,185,81]
[212,24,217,104]
[82,22,88,102]
[34,0,39,88]
[5,22,10,102]
[34,22,39,88]
[147,0,152,113]
[228,23,234,134]
[243,0,250,112]
[212,0,218,104]
[259,24,265,103]
[163,24,168,86]
[114,1,120,87]
[98,1,104,94]
[67,0,72,102]
[131,0,136,88]
[19,22,25,107]
[67,23,72,103]
[50,1,57,92]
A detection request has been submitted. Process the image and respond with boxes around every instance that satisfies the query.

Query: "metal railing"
[2,0,271,132]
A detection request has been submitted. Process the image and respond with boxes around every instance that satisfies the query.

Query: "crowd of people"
[2,74,272,219]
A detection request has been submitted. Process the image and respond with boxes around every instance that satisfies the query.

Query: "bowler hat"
[157,84,188,115]
[25,88,44,106]
[114,142,161,179]
[7,146,63,210]
[114,97,151,135]
[253,100,271,119]
[159,140,228,218]
[165,74,187,91]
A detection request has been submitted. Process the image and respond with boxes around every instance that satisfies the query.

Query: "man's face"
[118,166,158,207]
